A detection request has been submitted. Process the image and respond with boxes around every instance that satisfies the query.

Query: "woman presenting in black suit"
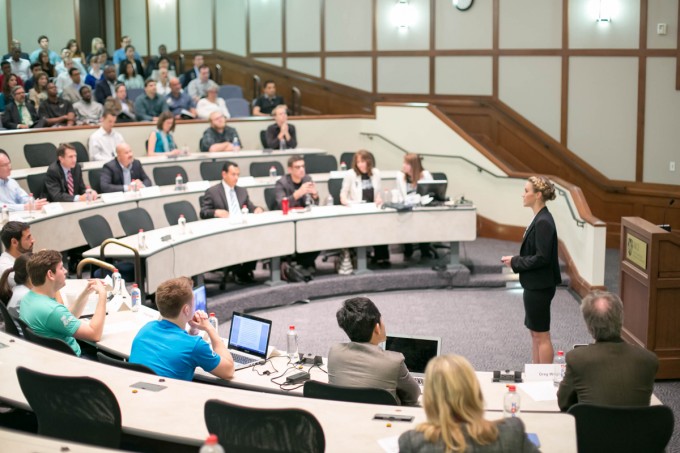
[501,176,561,364]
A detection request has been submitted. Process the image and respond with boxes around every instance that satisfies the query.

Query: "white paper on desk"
[43,203,63,215]
[238,176,256,185]
[140,185,161,197]
[524,364,559,381]
[518,381,558,402]
[377,436,400,453]
[101,192,125,203]
[185,181,210,191]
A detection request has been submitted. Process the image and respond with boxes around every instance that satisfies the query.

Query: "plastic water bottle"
[111,268,122,295]
[174,173,184,191]
[199,434,225,453]
[241,204,249,217]
[208,313,219,332]
[178,214,187,234]
[340,161,347,171]
[1,204,9,225]
[286,325,299,360]
[279,138,286,150]
[85,186,93,203]
[269,166,277,178]
[325,194,334,206]
[27,193,35,213]
[553,350,566,387]
[232,135,241,150]
[503,385,521,417]
[137,229,147,250]
[130,284,141,312]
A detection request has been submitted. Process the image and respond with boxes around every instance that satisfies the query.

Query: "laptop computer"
[385,334,442,386]
[226,312,273,371]
[193,285,207,313]
[416,180,448,202]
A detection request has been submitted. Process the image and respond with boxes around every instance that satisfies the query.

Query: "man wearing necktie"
[44,143,97,202]
[200,161,263,283]
[1,85,45,129]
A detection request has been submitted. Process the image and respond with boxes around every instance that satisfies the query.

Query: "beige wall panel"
[325,0,372,51]
[435,56,493,95]
[435,0,493,50]
[105,0,116,54]
[0,0,7,55]
[120,0,148,55]
[149,0,178,53]
[647,0,678,49]
[179,0,213,51]
[643,58,680,185]
[287,57,321,78]
[499,0,561,49]
[376,0,430,51]
[287,0,321,52]
[499,56,561,141]
[326,57,372,92]
[377,57,429,94]
[216,0,247,56]
[249,0,283,53]
[11,0,75,57]
[568,57,638,181]
[569,0,639,49]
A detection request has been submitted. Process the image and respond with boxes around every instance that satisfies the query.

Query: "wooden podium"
[620,217,680,379]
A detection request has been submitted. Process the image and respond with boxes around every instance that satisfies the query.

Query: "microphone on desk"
[659,199,675,232]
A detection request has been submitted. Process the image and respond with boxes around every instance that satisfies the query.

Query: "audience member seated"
[340,150,389,266]
[29,35,61,65]
[0,149,48,212]
[88,110,125,161]
[200,111,241,152]
[38,82,75,127]
[0,61,22,90]
[196,81,230,119]
[73,85,103,125]
[0,253,32,319]
[2,39,30,61]
[120,45,145,78]
[328,297,421,406]
[87,37,106,63]
[200,161,263,283]
[84,54,103,89]
[45,143,98,202]
[266,105,297,149]
[182,54,206,88]
[61,67,85,103]
[20,250,107,357]
[117,60,144,90]
[0,72,19,112]
[104,83,137,123]
[6,47,31,81]
[155,67,171,96]
[149,56,176,82]
[54,54,77,92]
[22,62,43,92]
[113,36,141,66]
[398,153,434,260]
[129,276,235,380]
[166,77,196,118]
[134,79,168,121]
[147,112,181,156]
[0,221,35,288]
[36,51,56,78]
[147,45,177,78]
[187,64,212,103]
[274,155,320,270]
[398,355,539,452]
[94,65,117,104]
[100,143,151,193]
[28,71,48,107]
[557,290,658,411]
[65,39,86,64]
[2,85,45,129]
[253,80,284,116]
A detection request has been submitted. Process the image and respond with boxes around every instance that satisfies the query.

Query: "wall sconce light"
[392,0,414,30]
[597,0,612,22]
[157,0,168,9]
[452,0,474,12]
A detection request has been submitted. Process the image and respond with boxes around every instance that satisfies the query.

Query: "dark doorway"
[79,0,106,57]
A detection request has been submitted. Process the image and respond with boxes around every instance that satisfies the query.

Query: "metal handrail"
[99,239,145,300]
[360,131,586,227]
[215,64,222,85]
[291,86,302,116]
[76,258,116,278]
[252,74,261,100]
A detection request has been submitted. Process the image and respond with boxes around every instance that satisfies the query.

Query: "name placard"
[524,364,558,381]
[625,233,647,270]
[101,192,125,203]
[185,181,210,192]
[42,203,64,215]
[139,185,161,197]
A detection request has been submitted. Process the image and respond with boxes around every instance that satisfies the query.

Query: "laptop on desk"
[385,334,441,386]
[226,312,272,371]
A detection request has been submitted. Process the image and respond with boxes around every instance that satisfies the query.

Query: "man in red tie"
[45,143,98,202]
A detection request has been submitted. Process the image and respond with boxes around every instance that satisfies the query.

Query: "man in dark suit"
[100,143,152,193]
[557,291,658,411]
[44,143,97,202]
[93,65,117,104]
[200,161,263,283]
[2,85,45,129]
[328,297,421,406]
[181,54,208,88]
[265,104,297,149]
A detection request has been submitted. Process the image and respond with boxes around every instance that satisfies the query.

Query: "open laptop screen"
[385,335,441,374]
[228,312,272,358]
[193,285,207,313]
[416,180,447,202]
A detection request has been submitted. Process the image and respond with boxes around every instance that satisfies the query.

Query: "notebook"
[193,285,207,313]
[385,334,441,385]
[226,312,272,370]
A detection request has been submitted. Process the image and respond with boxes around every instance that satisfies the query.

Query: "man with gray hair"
[557,290,658,411]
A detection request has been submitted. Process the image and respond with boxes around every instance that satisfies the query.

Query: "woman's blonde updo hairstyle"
[528,176,556,202]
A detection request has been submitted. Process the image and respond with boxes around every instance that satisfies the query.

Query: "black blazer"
[265,123,297,149]
[511,206,561,289]
[99,159,152,193]
[200,183,257,219]
[45,161,87,202]
[2,100,46,129]
[94,78,114,104]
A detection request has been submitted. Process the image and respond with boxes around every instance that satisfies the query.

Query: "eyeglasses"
[292,164,305,169]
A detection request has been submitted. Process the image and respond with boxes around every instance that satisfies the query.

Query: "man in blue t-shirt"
[20,250,107,356]
[129,277,234,381]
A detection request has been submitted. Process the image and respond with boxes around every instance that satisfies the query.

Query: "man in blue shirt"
[0,149,48,211]
[129,277,234,381]
[166,77,196,118]
[112,36,141,66]
[29,35,61,65]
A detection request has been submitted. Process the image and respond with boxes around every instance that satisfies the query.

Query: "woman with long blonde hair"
[399,355,538,452]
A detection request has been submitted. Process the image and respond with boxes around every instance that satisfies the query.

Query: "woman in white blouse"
[0,253,32,319]
[397,153,434,260]
[196,83,230,120]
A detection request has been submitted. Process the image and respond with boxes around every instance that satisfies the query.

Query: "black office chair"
[431,171,448,181]
[250,161,284,178]
[0,301,20,337]
[71,141,89,163]
[260,130,268,149]
[89,168,103,194]
[17,320,76,356]
[264,188,278,211]
[327,178,343,205]
[339,152,356,168]
[118,207,155,236]
[16,366,122,448]
[96,352,156,375]
[23,143,57,168]
[153,165,188,186]
[204,399,325,453]
[567,403,674,453]
[304,155,337,174]
[164,200,198,225]
[226,98,250,118]
[79,215,115,249]
[218,84,244,100]
[200,161,225,181]
[26,174,46,199]
[303,381,398,406]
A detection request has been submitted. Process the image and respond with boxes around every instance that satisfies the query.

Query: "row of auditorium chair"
[124,84,251,117]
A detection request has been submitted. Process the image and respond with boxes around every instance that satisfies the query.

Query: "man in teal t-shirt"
[19,250,107,356]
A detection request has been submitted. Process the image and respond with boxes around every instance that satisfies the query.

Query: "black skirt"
[523,286,556,332]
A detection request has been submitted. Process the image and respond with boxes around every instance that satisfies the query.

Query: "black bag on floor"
[282,262,313,282]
